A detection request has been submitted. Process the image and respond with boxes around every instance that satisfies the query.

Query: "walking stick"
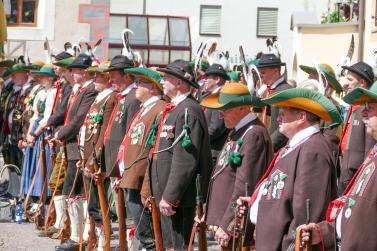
[92,143,111,251]
[117,188,128,251]
[295,199,312,251]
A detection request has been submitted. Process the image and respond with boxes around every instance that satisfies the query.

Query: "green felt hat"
[262,88,342,124]
[53,57,75,68]
[228,71,239,81]
[3,63,30,78]
[0,59,16,68]
[125,67,163,90]
[342,81,377,105]
[27,60,45,70]
[86,61,111,74]
[299,64,343,93]
[30,64,58,78]
[201,82,264,109]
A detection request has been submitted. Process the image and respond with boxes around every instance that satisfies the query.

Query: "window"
[200,5,221,35]
[109,14,192,67]
[7,0,39,26]
[257,8,278,37]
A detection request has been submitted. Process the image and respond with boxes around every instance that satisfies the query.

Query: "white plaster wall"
[6,0,91,61]
[110,0,329,78]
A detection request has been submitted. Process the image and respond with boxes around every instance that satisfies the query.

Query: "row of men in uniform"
[0,47,376,251]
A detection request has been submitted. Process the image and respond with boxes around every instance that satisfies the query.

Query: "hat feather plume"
[335,34,354,80]
[43,37,52,64]
[121,28,135,59]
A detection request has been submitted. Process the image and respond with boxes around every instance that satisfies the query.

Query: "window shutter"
[257,8,278,37]
[200,5,221,35]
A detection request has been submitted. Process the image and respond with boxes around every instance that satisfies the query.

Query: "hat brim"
[204,70,230,81]
[67,64,90,69]
[263,88,342,124]
[134,74,163,91]
[342,65,373,85]
[257,62,286,68]
[342,87,377,105]
[157,68,199,89]
[30,71,58,78]
[3,69,29,78]
[104,66,133,72]
[201,92,264,110]
[300,65,343,93]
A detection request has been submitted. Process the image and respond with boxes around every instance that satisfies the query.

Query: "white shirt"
[39,87,57,124]
[121,82,135,96]
[235,113,257,131]
[282,124,320,157]
[171,92,190,106]
[95,87,113,103]
[141,96,161,117]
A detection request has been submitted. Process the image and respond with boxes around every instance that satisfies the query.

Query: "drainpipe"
[358,0,365,61]
[143,0,146,14]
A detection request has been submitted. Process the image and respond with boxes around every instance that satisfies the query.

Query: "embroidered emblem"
[129,122,145,145]
[217,141,233,167]
[160,125,175,139]
[267,169,286,200]
[351,162,375,196]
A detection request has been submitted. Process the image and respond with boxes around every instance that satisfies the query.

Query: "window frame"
[256,7,279,38]
[109,13,192,67]
[7,0,39,27]
[199,5,222,36]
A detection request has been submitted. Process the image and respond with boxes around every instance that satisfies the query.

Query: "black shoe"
[55,239,80,251]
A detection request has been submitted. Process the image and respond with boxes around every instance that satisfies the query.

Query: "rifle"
[150,197,164,251]
[295,199,312,251]
[34,138,48,229]
[188,175,207,251]
[92,143,111,251]
[239,183,250,251]
[117,188,128,251]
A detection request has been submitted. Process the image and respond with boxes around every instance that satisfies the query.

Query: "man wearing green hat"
[33,56,75,238]
[77,63,117,249]
[52,54,98,251]
[298,81,377,250]
[202,64,230,164]
[150,59,212,249]
[0,60,15,144]
[114,67,167,250]
[237,88,339,250]
[201,81,273,249]
[1,63,31,165]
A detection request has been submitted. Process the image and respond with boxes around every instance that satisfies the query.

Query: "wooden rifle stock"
[117,189,128,251]
[150,197,164,251]
[34,138,48,229]
[196,175,207,251]
[295,199,312,251]
[92,143,111,251]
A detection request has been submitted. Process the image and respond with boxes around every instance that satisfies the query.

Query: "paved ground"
[0,220,220,251]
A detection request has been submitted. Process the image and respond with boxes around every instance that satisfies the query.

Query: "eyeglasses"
[364,102,377,112]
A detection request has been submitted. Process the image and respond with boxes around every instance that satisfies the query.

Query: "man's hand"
[236,196,250,218]
[159,198,176,217]
[214,227,231,247]
[297,223,321,247]
[34,121,47,136]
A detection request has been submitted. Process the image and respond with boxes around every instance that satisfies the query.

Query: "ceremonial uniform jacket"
[47,79,73,131]
[206,115,273,233]
[268,77,291,152]
[79,89,116,171]
[103,84,141,177]
[119,98,167,197]
[1,84,21,139]
[57,81,97,161]
[340,106,376,188]
[0,78,13,135]
[253,130,337,251]
[204,108,229,160]
[317,144,377,251]
[11,81,33,141]
[150,95,213,208]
